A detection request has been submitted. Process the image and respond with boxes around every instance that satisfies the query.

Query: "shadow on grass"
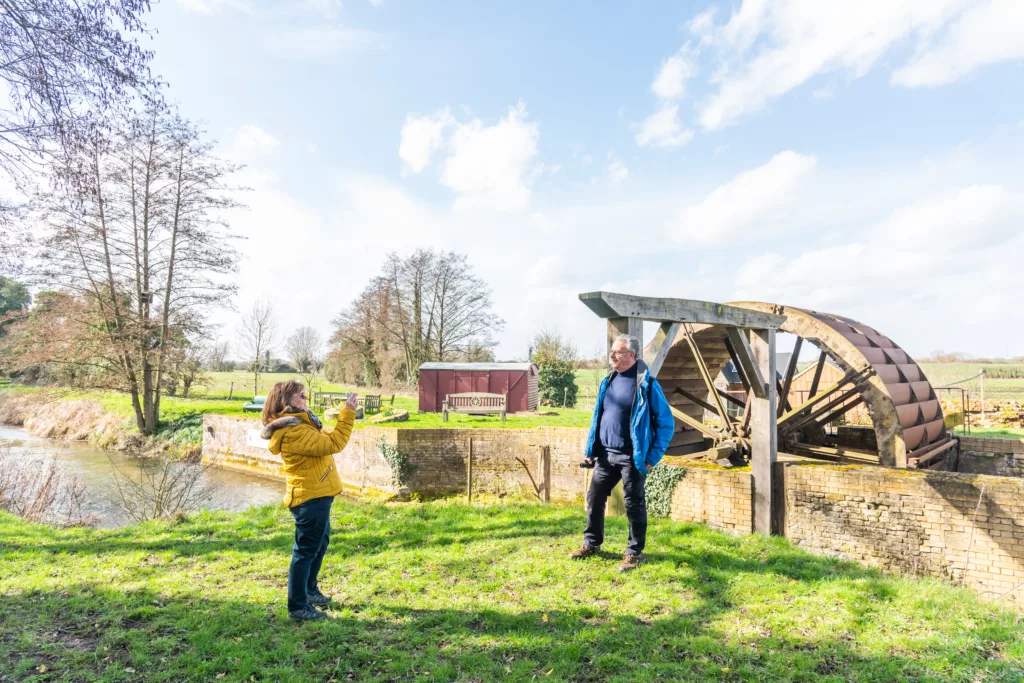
[1,582,1018,683]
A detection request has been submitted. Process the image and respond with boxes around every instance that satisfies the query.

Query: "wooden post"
[538,445,551,503]
[228,382,233,400]
[466,437,474,503]
[749,329,778,535]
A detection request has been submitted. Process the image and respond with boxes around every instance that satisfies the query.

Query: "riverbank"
[2,499,1023,681]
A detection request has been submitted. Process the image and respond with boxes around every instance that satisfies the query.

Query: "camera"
[579,459,595,469]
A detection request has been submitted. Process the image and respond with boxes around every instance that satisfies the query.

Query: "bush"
[538,360,578,408]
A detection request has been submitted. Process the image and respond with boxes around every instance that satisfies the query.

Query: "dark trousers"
[584,455,647,555]
[288,495,333,612]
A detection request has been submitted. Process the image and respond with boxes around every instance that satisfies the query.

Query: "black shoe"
[289,608,328,622]
[307,590,332,607]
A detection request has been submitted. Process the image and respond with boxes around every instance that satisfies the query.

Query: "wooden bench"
[361,394,381,415]
[442,392,506,422]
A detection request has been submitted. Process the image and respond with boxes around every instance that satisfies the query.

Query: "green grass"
[919,363,1024,402]
[959,427,1024,440]
[0,500,1021,682]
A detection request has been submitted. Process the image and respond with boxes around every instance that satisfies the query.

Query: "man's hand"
[344,393,359,412]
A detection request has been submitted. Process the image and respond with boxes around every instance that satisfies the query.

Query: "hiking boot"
[618,552,646,572]
[307,590,332,607]
[569,544,599,560]
[288,608,328,622]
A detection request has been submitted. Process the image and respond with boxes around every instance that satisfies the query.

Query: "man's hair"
[614,334,640,356]
[262,380,304,425]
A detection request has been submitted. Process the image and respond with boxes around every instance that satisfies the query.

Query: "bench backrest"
[446,392,506,409]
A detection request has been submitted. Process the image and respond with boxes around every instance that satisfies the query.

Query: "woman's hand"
[344,392,359,412]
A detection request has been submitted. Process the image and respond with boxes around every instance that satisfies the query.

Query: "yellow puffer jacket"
[261,409,356,508]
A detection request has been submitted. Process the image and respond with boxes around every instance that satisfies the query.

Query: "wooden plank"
[778,337,802,417]
[726,327,767,399]
[777,368,864,427]
[717,388,747,409]
[579,291,785,329]
[723,336,751,394]
[644,321,681,377]
[683,327,732,429]
[669,405,722,440]
[608,317,643,360]
[808,350,827,399]
[672,387,718,415]
[749,329,777,536]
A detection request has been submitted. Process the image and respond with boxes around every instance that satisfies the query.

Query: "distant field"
[918,363,1024,402]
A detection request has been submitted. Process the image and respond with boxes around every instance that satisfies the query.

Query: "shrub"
[538,360,578,408]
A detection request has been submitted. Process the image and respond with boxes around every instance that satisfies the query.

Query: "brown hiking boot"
[619,552,646,572]
[569,544,599,560]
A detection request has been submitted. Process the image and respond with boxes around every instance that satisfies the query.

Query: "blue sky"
[147,0,1024,360]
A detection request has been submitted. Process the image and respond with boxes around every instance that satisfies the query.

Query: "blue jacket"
[585,359,675,475]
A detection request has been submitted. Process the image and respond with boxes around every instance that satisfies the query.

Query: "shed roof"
[419,362,537,372]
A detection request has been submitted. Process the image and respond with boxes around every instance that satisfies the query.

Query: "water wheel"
[651,302,953,469]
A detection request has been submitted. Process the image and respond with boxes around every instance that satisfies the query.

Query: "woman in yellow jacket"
[260,380,357,621]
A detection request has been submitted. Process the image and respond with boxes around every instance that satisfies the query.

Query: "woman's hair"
[262,380,305,425]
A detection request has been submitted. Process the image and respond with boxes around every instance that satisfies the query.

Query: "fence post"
[466,437,474,503]
[538,445,551,502]
[228,382,233,400]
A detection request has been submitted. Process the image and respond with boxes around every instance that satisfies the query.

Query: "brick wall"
[781,463,1024,606]
[667,464,753,534]
[957,435,1024,478]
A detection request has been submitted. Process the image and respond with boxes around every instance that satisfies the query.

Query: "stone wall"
[956,435,1024,478]
[780,463,1024,606]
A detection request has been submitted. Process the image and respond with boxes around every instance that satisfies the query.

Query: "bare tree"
[207,340,231,372]
[237,299,277,398]
[0,0,158,271]
[33,106,242,434]
[426,251,503,361]
[108,455,217,524]
[286,326,322,387]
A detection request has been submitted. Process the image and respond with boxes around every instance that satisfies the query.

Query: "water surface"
[0,425,283,528]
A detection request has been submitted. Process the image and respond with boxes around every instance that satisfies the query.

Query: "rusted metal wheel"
[651,302,953,469]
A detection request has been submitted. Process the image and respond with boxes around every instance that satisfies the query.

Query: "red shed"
[418,362,539,414]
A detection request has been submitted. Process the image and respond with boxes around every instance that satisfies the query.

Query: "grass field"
[917,363,1024,402]
[1,499,1021,682]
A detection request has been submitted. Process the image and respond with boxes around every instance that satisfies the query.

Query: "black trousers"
[288,495,333,612]
[584,455,647,555]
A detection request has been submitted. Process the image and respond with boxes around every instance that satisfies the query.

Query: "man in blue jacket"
[570,334,676,571]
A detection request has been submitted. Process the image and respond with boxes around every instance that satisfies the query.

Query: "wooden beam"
[579,291,785,329]
[723,336,751,395]
[682,327,732,430]
[777,337,802,417]
[808,350,827,399]
[673,387,718,416]
[717,388,747,409]
[726,327,767,399]
[783,391,863,435]
[777,367,866,427]
[669,405,723,441]
[644,321,680,377]
[607,317,643,360]
[749,329,777,536]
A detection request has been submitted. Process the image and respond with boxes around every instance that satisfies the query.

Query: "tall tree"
[425,251,503,362]
[0,0,158,272]
[286,326,323,387]
[237,300,277,398]
[37,107,241,434]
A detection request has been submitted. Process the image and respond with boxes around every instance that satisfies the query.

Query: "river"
[0,425,284,528]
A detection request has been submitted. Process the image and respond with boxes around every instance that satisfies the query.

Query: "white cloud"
[230,124,281,161]
[399,108,455,174]
[671,151,816,245]
[688,0,1024,130]
[176,0,251,15]
[438,101,540,212]
[266,26,388,61]
[734,184,1024,330]
[608,159,630,187]
[651,48,697,101]
[635,105,693,148]
[892,0,1024,87]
